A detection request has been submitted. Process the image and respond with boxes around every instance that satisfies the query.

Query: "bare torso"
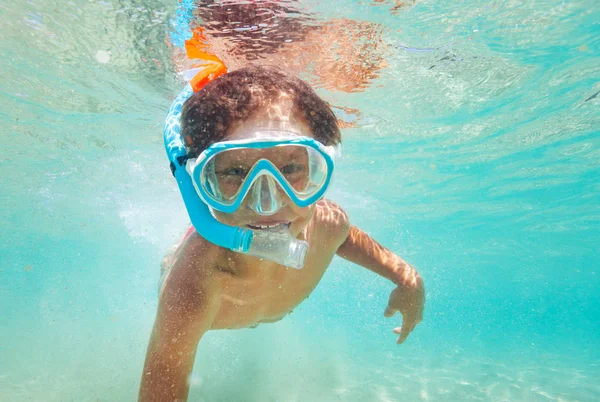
[159,200,349,330]
[140,199,423,401]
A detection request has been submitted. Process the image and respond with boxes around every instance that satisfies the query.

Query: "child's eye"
[219,166,249,177]
[280,163,305,175]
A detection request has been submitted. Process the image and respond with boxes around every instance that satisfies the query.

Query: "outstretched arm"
[336,225,425,343]
[139,238,220,401]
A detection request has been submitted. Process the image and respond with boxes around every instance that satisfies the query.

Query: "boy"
[139,66,424,401]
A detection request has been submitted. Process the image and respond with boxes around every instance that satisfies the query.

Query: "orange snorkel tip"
[184,27,228,92]
[189,60,228,92]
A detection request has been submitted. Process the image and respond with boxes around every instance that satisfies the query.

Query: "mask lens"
[198,142,331,207]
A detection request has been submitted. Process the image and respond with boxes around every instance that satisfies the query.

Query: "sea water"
[1,0,598,400]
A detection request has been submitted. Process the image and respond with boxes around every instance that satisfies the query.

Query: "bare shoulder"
[312,199,351,248]
[160,232,222,308]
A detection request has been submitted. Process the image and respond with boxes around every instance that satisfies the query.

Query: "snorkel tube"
[164,61,308,269]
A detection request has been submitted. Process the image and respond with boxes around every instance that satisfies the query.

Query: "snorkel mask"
[164,61,337,269]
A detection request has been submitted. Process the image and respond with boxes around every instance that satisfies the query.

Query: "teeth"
[248,222,290,230]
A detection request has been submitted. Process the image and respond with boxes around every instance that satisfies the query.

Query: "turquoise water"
[1,0,599,400]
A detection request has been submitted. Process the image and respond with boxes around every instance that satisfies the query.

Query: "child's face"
[211,100,317,237]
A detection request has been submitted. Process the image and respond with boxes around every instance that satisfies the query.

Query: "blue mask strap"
[164,84,252,253]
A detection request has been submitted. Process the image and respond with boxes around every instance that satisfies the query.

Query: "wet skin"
[139,107,425,402]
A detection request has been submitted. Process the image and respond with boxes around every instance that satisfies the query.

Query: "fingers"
[394,322,414,344]
[384,292,399,317]
[394,311,423,344]
[384,305,397,318]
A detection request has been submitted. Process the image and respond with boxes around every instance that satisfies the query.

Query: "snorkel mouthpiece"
[164,60,308,268]
[246,227,308,269]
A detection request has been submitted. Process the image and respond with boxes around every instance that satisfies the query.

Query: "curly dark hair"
[181,65,341,158]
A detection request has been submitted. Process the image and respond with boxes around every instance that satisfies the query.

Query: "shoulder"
[161,232,223,301]
[312,199,351,248]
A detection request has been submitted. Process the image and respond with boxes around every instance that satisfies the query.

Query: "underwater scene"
[1,0,598,400]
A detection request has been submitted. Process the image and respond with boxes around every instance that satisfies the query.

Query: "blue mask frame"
[187,137,336,214]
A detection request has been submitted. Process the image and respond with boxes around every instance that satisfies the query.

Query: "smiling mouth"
[246,222,291,231]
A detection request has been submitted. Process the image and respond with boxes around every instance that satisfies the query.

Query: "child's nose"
[247,175,285,215]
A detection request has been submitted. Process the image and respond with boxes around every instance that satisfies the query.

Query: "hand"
[384,276,424,344]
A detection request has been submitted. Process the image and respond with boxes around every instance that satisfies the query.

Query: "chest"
[210,241,337,329]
